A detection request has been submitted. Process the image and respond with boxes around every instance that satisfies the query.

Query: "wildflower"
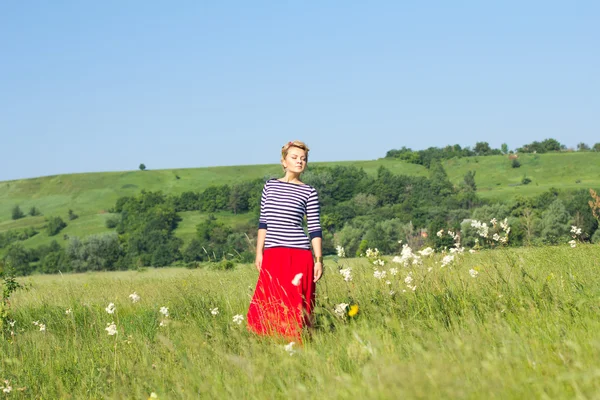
[65,308,72,315]
[334,303,348,317]
[129,292,141,303]
[500,218,509,231]
[407,284,417,292]
[373,269,386,279]
[365,248,380,258]
[469,269,479,278]
[568,240,576,248]
[105,322,117,336]
[8,320,15,327]
[336,245,346,258]
[469,249,476,254]
[232,314,244,325]
[348,304,359,317]
[385,280,391,285]
[441,254,454,267]
[39,323,46,332]
[372,259,385,267]
[490,218,498,226]
[159,306,169,317]
[1,381,12,393]
[404,275,414,285]
[32,321,39,326]
[492,233,500,241]
[418,247,434,257]
[437,229,444,237]
[292,273,303,286]
[389,290,396,296]
[389,267,398,276]
[149,392,158,399]
[570,225,582,236]
[210,307,219,316]
[339,267,352,282]
[448,230,456,239]
[105,303,116,314]
[159,320,167,327]
[427,267,433,272]
[284,341,296,355]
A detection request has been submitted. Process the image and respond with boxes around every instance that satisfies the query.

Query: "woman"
[247,140,323,341]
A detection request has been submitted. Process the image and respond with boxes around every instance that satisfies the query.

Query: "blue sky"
[1,1,598,181]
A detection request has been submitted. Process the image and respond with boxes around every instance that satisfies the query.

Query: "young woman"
[247,140,323,341]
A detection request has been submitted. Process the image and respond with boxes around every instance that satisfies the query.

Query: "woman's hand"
[313,261,323,282]
[255,253,263,271]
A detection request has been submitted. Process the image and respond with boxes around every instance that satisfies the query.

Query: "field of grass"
[1,152,600,254]
[2,244,600,398]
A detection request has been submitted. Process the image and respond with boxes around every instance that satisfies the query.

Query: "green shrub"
[47,216,67,236]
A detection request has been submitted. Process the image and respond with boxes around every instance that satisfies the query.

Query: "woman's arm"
[255,228,267,271]
[311,236,323,282]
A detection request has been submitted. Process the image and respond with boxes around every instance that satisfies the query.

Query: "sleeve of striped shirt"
[306,187,322,239]
[258,181,268,229]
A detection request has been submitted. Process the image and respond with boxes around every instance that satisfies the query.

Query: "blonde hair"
[281,140,310,172]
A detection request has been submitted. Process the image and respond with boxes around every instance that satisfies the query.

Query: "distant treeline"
[3,163,599,276]
[385,138,600,167]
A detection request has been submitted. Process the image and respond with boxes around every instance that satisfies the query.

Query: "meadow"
[2,243,600,399]
[2,151,600,254]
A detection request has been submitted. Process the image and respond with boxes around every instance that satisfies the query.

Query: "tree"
[512,159,521,168]
[593,143,600,152]
[463,170,477,192]
[501,143,508,154]
[539,199,570,244]
[577,142,590,151]
[68,209,78,220]
[47,216,67,236]
[474,142,492,156]
[11,205,25,220]
[29,206,41,216]
[139,163,146,171]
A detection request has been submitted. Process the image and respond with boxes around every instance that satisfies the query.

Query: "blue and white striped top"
[258,179,322,249]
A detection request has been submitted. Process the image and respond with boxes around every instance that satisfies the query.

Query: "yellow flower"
[348,304,359,317]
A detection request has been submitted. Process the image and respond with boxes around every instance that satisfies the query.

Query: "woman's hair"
[281,140,310,171]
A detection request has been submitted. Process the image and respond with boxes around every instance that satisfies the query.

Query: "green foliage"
[139,163,146,171]
[577,142,590,151]
[517,138,564,153]
[501,143,508,154]
[105,214,120,228]
[2,243,32,276]
[68,209,78,220]
[11,205,25,220]
[521,176,532,185]
[539,199,570,244]
[66,233,124,273]
[47,216,67,236]
[511,158,521,168]
[593,143,600,152]
[29,206,41,216]
[462,170,477,192]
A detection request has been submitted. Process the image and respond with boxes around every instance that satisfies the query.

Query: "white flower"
[492,233,500,241]
[437,229,444,237]
[150,393,158,399]
[1,382,12,393]
[407,284,417,292]
[65,308,72,315]
[210,307,219,316]
[159,306,169,317]
[365,248,380,258]
[159,320,167,327]
[448,230,456,239]
[284,341,296,355]
[500,218,509,231]
[427,267,433,272]
[39,323,46,332]
[105,322,117,336]
[490,218,498,226]
[469,269,479,278]
[372,259,385,267]
[32,320,40,326]
[336,245,346,258]
[385,280,391,285]
[404,275,414,285]
[441,254,454,267]
[339,267,353,282]
[469,249,476,254]
[418,247,434,257]
[8,320,15,327]
[568,240,576,248]
[570,225,582,235]
[334,303,348,317]
[389,267,398,276]
[389,290,396,296]
[232,314,244,325]
[373,269,387,279]
[129,292,141,303]
[105,303,116,314]
[292,273,303,286]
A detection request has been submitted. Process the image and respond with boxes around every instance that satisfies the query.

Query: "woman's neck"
[281,172,302,183]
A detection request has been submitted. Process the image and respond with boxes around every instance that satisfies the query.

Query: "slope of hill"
[1,152,599,253]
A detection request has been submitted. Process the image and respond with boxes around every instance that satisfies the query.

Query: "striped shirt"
[258,179,322,249]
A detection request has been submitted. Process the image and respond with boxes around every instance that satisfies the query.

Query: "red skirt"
[247,247,315,341]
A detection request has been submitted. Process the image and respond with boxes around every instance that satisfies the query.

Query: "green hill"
[1,152,599,253]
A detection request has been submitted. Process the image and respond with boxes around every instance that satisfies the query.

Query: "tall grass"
[1,245,600,398]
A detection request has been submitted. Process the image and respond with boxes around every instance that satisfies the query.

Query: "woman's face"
[283,147,307,174]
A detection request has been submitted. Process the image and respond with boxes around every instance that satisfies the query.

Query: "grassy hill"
[1,152,599,253]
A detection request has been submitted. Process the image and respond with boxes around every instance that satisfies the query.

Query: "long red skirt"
[247,247,315,341]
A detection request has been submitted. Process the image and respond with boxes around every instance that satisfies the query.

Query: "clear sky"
[1,1,598,181]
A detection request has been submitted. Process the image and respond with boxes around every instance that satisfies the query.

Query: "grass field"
[2,244,600,398]
[1,152,600,254]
